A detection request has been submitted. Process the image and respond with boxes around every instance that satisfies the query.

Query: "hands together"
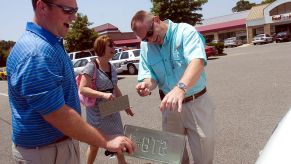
[136,82,151,97]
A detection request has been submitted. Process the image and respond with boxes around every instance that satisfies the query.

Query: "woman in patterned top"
[79,35,134,164]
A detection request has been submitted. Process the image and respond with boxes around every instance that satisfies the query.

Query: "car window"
[75,51,92,59]
[120,52,129,59]
[90,50,96,56]
[73,60,83,68]
[80,59,89,67]
[112,53,121,60]
[90,57,97,62]
[69,53,73,60]
[133,50,140,57]
[266,34,270,37]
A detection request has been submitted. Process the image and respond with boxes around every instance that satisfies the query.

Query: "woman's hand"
[125,106,134,116]
[102,92,115,100]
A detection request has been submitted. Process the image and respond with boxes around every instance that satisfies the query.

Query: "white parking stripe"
[0,93,8,97]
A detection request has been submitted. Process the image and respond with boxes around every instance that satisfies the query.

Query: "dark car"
[205,46,218,58]
[275,31,291,43]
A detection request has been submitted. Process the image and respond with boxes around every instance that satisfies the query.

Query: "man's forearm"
[179,58,204,89]
[43,105,107,148]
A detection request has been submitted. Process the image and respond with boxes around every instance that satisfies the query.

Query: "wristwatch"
[177,82,187,93]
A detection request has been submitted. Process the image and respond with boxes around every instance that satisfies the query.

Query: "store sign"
[272,13,291,22]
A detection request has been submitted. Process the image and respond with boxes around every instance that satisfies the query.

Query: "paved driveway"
[1,42,291,163]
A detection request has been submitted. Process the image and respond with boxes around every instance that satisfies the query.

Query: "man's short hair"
[32,0,56,10]
[131,10,153,32]
[32,0,38,10]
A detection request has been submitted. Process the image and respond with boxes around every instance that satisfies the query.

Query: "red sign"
[272,13,291,21]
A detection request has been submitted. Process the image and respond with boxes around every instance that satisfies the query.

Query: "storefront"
[197,0,291,44]
[196,11,249,43]
[247,0,291,43]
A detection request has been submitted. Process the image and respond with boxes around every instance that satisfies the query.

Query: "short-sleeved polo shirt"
[138,20,207,96]
[6,22,81,148]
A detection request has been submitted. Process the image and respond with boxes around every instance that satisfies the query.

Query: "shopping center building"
[196,0,291,44]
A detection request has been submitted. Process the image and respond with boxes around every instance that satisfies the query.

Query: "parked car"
[73,56,97,76]
[205,46,218,58]
[0,67,7,80]
[68,49,95,64]
[210,39,224,44]
[110,49,140,75]
[224,37,243,48]
[275,31,291,43]
[252,34,273,45]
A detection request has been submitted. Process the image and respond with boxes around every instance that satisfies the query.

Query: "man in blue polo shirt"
[6,0,134,163]
[131,10,215,164]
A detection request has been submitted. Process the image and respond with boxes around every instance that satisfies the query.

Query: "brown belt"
[159,87,207,104]
[182,87,207,103]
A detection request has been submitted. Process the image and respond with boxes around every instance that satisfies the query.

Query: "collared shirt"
[6,22,81,148]
[138,20,207,96]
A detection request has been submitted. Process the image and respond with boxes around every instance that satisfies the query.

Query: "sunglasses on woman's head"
[42,0,78,15]
[142,21,154,42]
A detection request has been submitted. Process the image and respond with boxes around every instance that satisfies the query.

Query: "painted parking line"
[0,93,8,97]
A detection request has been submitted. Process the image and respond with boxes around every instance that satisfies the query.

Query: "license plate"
[124,125,186,164]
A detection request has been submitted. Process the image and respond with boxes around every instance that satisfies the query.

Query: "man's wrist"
[177,82,187,93]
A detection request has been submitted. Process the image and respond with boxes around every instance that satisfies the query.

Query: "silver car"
[224,37,243,48]
[252,34,273,45]
[73,56,97,76]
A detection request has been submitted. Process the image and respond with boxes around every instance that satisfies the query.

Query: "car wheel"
[127,64,137,75]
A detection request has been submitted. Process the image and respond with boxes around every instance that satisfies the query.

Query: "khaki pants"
[162,93,215,164]
[12,139,80,164]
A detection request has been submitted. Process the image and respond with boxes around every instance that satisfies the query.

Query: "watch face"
[178,82,187,90]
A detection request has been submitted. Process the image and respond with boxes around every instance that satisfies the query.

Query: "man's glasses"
[142,21,154,42]
[42,0,78,15]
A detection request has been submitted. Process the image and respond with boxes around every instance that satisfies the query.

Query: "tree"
[151,0,208,25]
[0,40,15,67]
[232,0,256,12]
[261,0,276,4]
[64,13,98,53]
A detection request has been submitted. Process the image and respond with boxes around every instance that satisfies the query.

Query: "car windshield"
[133,50,140,57]
[277,32,287,36]
[256,34,264,37]
[112,53,120,60]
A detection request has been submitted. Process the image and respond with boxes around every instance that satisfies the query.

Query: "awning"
[196,19,246,33]
[114,38,141,45]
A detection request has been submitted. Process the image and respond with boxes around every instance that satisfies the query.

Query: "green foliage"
[64,13,98,53]
[261,0,276,4]
[0,40,15,67]
[151,0,208,25]
[232,0,257,12]
[208,42,224,54]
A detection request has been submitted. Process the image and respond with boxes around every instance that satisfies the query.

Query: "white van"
[68,49,95,64]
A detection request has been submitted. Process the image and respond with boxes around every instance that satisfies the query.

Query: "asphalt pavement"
[1,41,291,164]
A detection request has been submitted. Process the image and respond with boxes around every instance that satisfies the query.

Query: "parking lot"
[1,42,291,164]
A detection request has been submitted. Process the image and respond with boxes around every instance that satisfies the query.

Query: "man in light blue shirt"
[131,10,215,164]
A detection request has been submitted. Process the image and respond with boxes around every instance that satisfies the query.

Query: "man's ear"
[37,0,47,14]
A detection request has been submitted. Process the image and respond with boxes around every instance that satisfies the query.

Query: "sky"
[0,0,263,41]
